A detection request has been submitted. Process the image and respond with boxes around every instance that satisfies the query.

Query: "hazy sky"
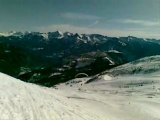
[1,0,160,38]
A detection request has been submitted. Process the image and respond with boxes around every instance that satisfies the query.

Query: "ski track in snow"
[0,72,160,120]
[0,73,102,120]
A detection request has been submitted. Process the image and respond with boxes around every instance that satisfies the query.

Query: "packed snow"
[0,70,160,120]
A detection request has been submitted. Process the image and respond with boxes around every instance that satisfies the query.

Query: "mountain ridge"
[1,31,160,86]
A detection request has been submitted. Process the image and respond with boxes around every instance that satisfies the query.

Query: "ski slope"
[0,72,160,120]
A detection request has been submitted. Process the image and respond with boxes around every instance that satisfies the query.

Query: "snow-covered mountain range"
[1,31,160,86]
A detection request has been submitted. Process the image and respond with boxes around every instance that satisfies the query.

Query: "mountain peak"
[74,33,82,39]
[48,31,64,39]
[55,30,63,35]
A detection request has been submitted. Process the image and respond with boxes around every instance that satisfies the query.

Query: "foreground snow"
[0,72,160,120]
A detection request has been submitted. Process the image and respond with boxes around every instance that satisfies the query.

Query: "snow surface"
[105,55,160,76]
[103,75,112,81]
[0,72,160,120]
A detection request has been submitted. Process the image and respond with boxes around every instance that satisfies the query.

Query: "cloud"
[36,24,160,38]
[61,12,101,20]
[88,20,99,27]
[118,19,160,27]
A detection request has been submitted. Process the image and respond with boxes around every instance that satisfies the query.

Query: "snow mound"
[103,75,112,81]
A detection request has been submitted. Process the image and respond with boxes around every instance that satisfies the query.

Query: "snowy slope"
[104,55,160,76]
[1,71,160,120]
[0,73,101,120]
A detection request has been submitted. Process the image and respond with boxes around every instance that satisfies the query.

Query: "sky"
[0,0,160,38]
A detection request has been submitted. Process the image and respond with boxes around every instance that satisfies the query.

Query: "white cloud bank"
[36,24,160,39]
[119,19,160,27]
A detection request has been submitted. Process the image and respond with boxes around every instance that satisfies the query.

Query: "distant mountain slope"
[0,42,43,76]
[103,55,160,76]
